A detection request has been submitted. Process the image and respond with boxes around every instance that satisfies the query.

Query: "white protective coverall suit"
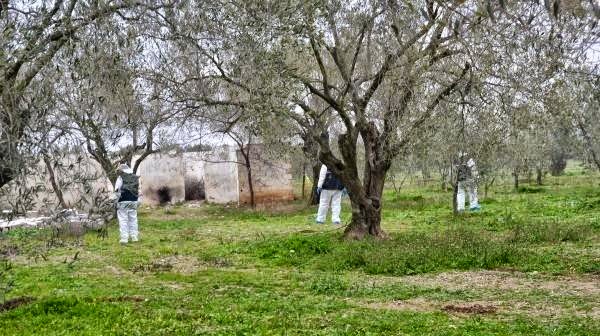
[114,164,140,243]
[457,157,481,211]
[316,165,344,224]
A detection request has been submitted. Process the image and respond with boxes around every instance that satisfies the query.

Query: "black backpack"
[457,163,472,182]
[118,173,139,202]
[322,170,344,190]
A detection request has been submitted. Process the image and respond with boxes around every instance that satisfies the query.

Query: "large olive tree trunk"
[344,169,387,239]
[577,118,600,171]
[319,124,391,240]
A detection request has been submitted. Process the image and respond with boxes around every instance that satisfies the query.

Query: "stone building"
[0,145,294,211]
[236,146,295,205]
[135,151,186,205]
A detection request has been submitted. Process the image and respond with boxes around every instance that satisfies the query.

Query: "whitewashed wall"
[136,152,185,205]
[1,146,295,211]
[203,146,240,204]
[183,152,206,201]
[236,145,294,205]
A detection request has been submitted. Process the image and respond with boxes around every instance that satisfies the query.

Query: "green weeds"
[250,221,597,276]
[518,186,546,193]
[251,228,519,275]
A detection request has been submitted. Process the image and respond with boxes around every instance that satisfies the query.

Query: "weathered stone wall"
[237,145,294,205]
[136,152,185,205]
[0,154,111,213]
[203,146,240,204]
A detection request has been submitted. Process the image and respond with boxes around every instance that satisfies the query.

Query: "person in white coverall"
[456,154,481,212]
[316,164,345,225]
[114,163,140,244]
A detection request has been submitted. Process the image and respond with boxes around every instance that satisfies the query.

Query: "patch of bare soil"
[364,298,435,312]
[362,270,600,319]
[363,298,502,315]
[400,270,600,297]
[255,202,305,214]
[104,265,129,276]
[442,303,497,314]
[132,255,203,275]
[101,295,145,303]
[0,296,36,312]
[204,257,231,268]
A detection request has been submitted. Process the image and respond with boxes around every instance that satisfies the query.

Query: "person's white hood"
[118,163,133,174]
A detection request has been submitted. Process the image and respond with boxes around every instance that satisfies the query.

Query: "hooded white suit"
[114,164,140,243]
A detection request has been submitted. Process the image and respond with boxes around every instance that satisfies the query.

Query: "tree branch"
[361,20,435,109]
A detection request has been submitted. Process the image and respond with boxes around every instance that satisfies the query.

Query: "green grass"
[249,221,598,275]
[0,172,599,335]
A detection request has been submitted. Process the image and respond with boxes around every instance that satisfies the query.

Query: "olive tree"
[150,0,597,239]
[0,0,171,189]
[53,13,185,185]
[247,1,598,238]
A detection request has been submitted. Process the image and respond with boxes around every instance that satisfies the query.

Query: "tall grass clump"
[252,234,335,266]
[252,228,523,275]
[508,221,592,244]
[250,220,596,276]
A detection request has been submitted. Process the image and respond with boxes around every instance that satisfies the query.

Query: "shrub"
[518,186,546,194]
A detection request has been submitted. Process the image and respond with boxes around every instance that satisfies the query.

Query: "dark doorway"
[185,178,205,201]
[156,187,172,205]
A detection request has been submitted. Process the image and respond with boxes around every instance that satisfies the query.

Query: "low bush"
[518,186,546,194]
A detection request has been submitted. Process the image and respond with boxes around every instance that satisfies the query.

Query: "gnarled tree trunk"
[577,118,600,171]
[343,169,387,240]
[324,124,390,240]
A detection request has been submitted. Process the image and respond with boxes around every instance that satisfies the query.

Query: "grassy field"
[0,168,599,335]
